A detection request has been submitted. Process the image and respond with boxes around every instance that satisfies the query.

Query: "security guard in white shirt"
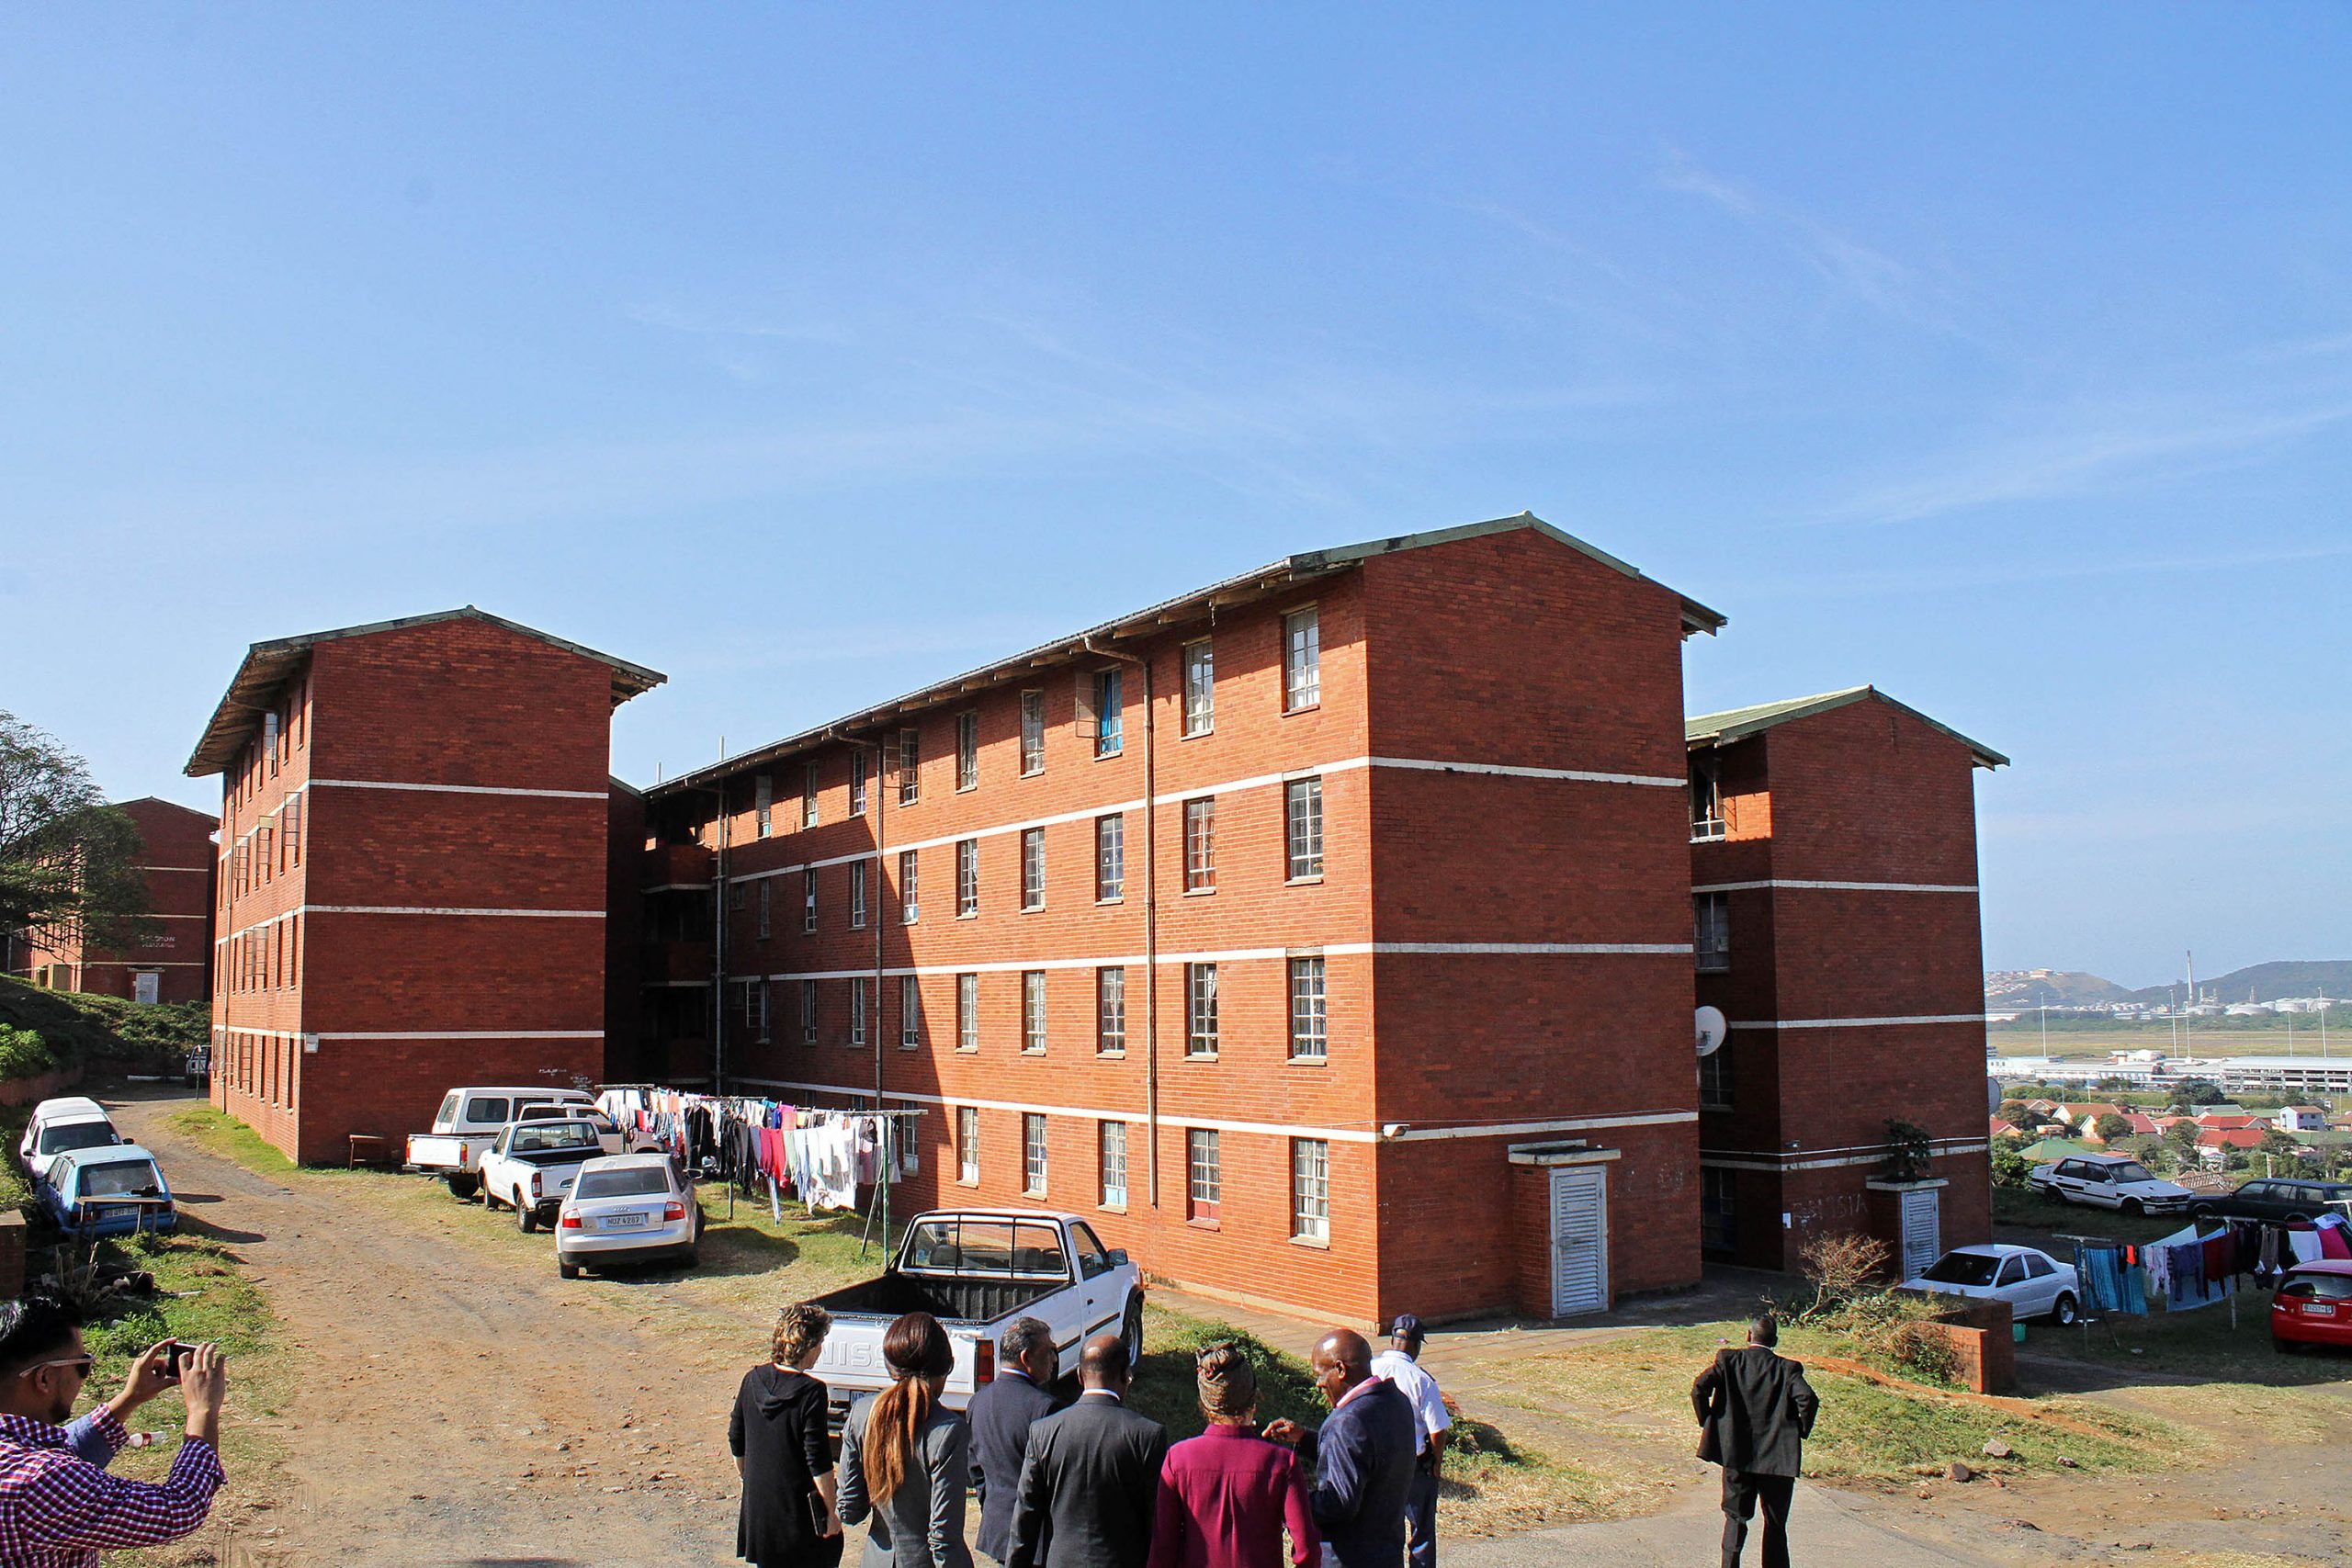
[1368,1314,1451,1568]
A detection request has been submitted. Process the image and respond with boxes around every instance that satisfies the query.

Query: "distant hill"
[2121,961,2352,1007]
[1984,970,2133,1008]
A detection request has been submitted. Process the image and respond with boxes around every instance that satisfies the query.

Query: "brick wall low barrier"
[1927,1298,2015,1394]
[0,1066,84,1109]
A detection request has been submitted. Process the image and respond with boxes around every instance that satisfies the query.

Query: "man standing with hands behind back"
[1366,1315,1448,1568]
[1692,1315,1817,1568]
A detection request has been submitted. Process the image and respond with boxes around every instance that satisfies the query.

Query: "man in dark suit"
[1265,1328,1418,1568]
[1692,1315,1819,1568]
[968,1316,1061,1564]
[1007,1332,1168,1568]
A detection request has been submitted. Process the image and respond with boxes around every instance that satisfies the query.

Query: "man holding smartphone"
[0,1296,226,1564]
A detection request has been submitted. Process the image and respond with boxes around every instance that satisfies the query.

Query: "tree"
[0,712,153,949]
[2169,1079,2224,1109]
[2259,1126,2302,1161]
[1990,1140,2030,1189]
[2094,1113,2134,1145]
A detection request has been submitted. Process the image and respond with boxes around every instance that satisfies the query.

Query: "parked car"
[2194,1178,2352,1224]
[2271,1259,2352,1353]
[554,1153,703,1278]
[807,1210,1145,1427]
[406,1086,595,1199]
[41,1145,176,1239]
[181,1048,210,1089]
[19,1100,123,1183]
[477,1120,606,1232]
[2027,1153,2194,1215]
[1901,1243,2081,1325]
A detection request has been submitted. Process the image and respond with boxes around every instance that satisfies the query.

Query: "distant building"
[6,796,217,1005]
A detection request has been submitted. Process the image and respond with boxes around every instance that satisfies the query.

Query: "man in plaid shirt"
[0,1297,224,1565]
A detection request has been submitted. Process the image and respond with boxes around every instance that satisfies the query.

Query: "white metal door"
[132,972,160,1005]
[1900,1188,1941,1280]
[1549,1167,1609,1316]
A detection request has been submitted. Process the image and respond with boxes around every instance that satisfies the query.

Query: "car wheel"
[447,1174,480,1202]
[482,1187,503,1212]
[2050,1292,2079,1326]
[2190,1201,2214,1220]
[1121,1293,1145,1364]
[517,1201,537,1235]
[559,1258,581,1280]
[2121,1198,2144,1217]
[2286,1213,2310,1224]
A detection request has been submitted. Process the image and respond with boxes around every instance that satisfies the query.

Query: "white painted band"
[311,777,609,801]
[743,939,1684,984]
[309,1030,605,1042]
[1727,1014,1986,1031]
[1691,879,1979,895]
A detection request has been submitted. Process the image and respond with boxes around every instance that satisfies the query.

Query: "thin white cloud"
[1742,536,2352,598]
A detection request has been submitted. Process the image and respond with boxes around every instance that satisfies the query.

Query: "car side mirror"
[1107,1248,1128,1266]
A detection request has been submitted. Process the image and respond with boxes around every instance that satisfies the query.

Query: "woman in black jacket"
[732,1303,846,1567]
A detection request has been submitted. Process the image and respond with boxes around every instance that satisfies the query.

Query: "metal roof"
[650,512,1723,798]
[185,606,664,777]
[1685,684,2007,769]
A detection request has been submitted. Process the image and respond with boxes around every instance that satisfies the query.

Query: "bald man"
[1007,1333,1167,1568]
[1263,1329,1417,1568]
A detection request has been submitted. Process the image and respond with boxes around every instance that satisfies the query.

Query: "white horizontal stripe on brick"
[145,913,209,920]
[80,959,206,967]
[1373,942,1691,956]
[1690,879,1979,895]
[133,865,212,874]
[1701,1134,1983,1163]
[642,882,708,894]
[311,777,609,800]
[306,905,605,919]
[310,1029,605,1042]
[743,939,1678,985]
[1369,756,1685,788]
[1727,1013,1986,1031]
[1387,1111,1698,1142]
[1701,1143,1985,1173]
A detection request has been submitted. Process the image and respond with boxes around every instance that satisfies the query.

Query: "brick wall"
[13,796,216,1004]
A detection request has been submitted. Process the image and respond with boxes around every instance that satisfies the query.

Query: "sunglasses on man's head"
[21,1356,94,1381]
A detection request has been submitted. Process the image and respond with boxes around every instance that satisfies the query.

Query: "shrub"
[1887,1314,1962,1385]
[1882,1119,1933,1181]
[0,1024,58,1081]
[1990,1141,2030,1188]
[1797,1231,1893,1320]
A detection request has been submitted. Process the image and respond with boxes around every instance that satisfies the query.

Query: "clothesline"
[2071,1213,2352,1317]
[595,1086,926,1215]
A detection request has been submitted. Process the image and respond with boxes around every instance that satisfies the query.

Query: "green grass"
[161,1105,298,1176]
[1990,1184,2199,1246]
[0,976,204,1070]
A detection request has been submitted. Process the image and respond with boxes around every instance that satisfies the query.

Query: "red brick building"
[6,796,217,1005]
[639,515,1724,1325]
[1686,687,2005,1280]
[187,608,662,1164]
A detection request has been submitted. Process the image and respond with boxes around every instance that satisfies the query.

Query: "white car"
[20,1100,123,1182]
[1904,1244,2081,1325]
[554,1154,702,1279]
[2028,1153,2193,1216]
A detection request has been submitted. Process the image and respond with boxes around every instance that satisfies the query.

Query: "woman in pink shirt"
[1148,1346,1319,1568]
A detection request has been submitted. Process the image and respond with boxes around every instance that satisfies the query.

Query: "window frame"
[956,838,979,918]
[1288,955,1328,1060]
[849,861,867,930]
[1291,1138,1330,1244]
[1186,962,1219,1057]
[1022,970,1048,1055]
[956,973,979,1053]
[1182,638,1214,737]
[1694,892,1731,973]
[1097,965,1126,1055]
[802,869,819,934]
[956,710,979,792]
[1093,668,1124,758]
[1023,1112,1049,1197]
[1182,797,1216,894]
[957,1106,979,1184]
[1284,775,1324,882]
[1283,604,1321,713]
[801,761,820,829]
[899,974,923,1051]
[897,727,921,806]
[850,750,868,816]
[1099,1121,1129,1210]
[899,848,920,924]
[1021,827,1046,911]
[1095,813,1125,902]
[1186,1128,1221,1224]
[1019,690,1046,776]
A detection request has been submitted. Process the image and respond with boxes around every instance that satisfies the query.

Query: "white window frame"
[849,977,868,1048]
[1187,1128,1220,1222]
[1186,962,1218,1056]
[1099,1122,1128,1210]
[1285,775,1324,881]
[1021,827,1046,910]
[802,869,818,934]
[1695,893,1731,973]
[957,973,979,1053]
[1095,813,1125,902]
[1019,689,1046,775]
[754,773,773,839]
[850,860,867,930]
[802,761,820,829]
[1094,668,1123,758]
[1023,970,1047,1054]
[1182,638,1214,737]
[956,710,979,792]
[1097,965,1126,1055]
[899,848,920,924]
[956,838,978,917]
[1283,605,1321,713]
[958,1106,979,1184]
[1289,955,1327,1060]
[850,750,868,817]
[1292,1138,1330,1243]
[898,727,921,806]
[899,974,922,1050]
[802,979,819,1045]
[1023,1112,1049,1197]
[1183,797,1215,893]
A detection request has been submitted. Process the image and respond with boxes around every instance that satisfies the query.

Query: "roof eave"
[1686,685,2007,770]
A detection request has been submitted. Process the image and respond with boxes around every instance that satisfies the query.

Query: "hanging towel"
[2322,1225,2352,1262]
[2288,1228,2324,1266]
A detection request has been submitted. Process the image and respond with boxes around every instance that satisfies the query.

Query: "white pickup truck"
[406,1087,595,1199]
[808,1210,1145,1427]
[477,1120,608,1233]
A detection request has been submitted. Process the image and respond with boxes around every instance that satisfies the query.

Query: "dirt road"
[117,1093,769,1568]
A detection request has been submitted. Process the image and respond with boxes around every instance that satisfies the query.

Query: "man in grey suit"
[967,1317,1061,1564]
[1006,1333,1168,1568]
[1692,1315,1819,1568]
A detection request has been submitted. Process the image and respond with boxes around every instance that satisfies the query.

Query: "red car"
[2271,1260,2352,1352]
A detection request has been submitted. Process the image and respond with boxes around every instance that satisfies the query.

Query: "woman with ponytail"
[835,1311,974,1568]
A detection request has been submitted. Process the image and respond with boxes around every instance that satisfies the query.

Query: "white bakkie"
[476,1120,605,1233]
[405,1086,595,1200]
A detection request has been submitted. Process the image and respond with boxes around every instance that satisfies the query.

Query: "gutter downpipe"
[1085,635,1159,1209]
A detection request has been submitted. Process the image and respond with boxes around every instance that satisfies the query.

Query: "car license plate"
[603,1213,649,1229]
[2305,1303,2336,1316]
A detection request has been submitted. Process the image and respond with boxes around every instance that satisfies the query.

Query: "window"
[1187,1129,1221,1222]
[1097,966,1126,1055]
[729,878,748,913]
[1694,894,1731,973]
[1690,758,1725,841]
[1292,1139,1330,1243]
[956,711,979,791]
[802,980,819,1044]
[1289,957,1327,1059]
[1095,814,1125,901]
[1093,669,1124,757]
[958,1107,979,1183]
[1023,1114,1048,1196]
[1019,690,1046,775]
[1283,606,1320,712]
[1183,798,1216,892]
[957,974,979,1052]
[1182,639,1214,736]
[1021,828,1046,910]
[803,869,819,933]
[285,795,300,864]
[850,861,867,929]
[1701,1167,1737,1253]
[757,880,772,940]
[1023,971,1047,1054]
[850,750,868,816]
[264,710,280,773]
[956,839,978,916]
[802,761,820,829]
[1099,1122,1128,1209]
[755,774,773,838]
[1285,776,1324,880]
[897,728,921,805]
[747,980,770,1042]
[899,849,920,923]
[850,978,868,1047]
[899,975,923,1050]
[1186,963,1219,1056]
[1699,1040,1733,1111]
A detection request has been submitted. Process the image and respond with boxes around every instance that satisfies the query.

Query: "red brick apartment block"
[185,609,662,1164]
[6,797,218,1005]
[639,514,1724,1326]
[1687,687,2007,1280]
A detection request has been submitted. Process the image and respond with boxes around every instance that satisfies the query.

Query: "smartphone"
[160,1341,194,1381]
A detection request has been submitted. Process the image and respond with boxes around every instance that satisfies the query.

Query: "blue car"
[41,1145,177,1239]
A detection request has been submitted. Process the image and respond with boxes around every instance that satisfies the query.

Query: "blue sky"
[3,6,2346,988]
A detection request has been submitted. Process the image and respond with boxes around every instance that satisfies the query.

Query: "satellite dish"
[1695,1006,1728,1058]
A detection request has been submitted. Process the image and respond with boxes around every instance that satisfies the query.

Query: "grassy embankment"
[0,974,205,1075]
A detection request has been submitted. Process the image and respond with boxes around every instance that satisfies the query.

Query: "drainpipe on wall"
[1084,635,1159,1209]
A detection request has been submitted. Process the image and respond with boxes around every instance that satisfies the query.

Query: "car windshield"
[511,1124,597,1153]
[79,1161,164,1199]
[2283,1271,2352,1303]
[2109,1163,2156,1184]
[39,1122,117,1155]
[575,1168,671,1200]
[1921,1253,2002,1286]
[903,1219,1069,1278]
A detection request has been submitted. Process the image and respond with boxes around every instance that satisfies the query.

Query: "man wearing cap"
[1367,1314,1449,1568]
